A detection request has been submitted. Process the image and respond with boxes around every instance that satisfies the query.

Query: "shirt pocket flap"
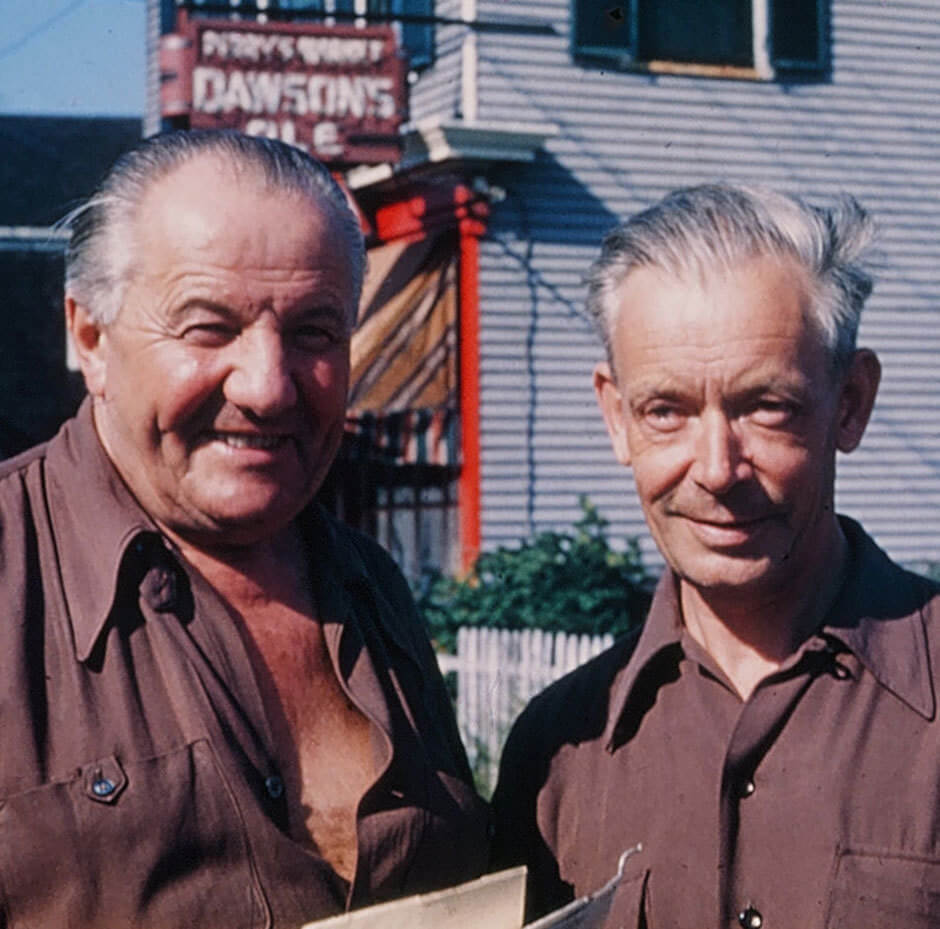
[0,740,264,928]
[826,846,940,928]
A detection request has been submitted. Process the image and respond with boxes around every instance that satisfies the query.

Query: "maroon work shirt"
[0,401,489,928]
[492,519,939,928]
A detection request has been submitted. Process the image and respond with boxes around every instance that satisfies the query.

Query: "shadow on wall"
[477,152,625,536]
[487,150,623,248]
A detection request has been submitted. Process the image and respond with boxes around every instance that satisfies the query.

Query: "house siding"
[409,0,940,567]
[408,0,464,121]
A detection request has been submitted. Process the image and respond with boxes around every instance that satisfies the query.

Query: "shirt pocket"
[825,846,940,928]
[0,739,266,929]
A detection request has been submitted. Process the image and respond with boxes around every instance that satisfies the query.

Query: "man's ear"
[594,361,632,467]
[66,297,108,397]
[836,348,881,453]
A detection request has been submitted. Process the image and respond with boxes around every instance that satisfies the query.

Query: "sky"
[0,0,146,116]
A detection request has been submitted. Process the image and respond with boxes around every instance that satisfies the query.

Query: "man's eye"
[751,400,797,427]
[643,405,685,431]
[292,325,343,350]
[181,324,237,346]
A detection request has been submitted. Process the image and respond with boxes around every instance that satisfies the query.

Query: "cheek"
[149,354,224,434]
[749,434,820,492]
[627,429,691,502]
[308,352,350,403]
[772,453,830,506]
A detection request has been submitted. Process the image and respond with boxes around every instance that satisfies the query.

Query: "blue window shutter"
[400,0,434,69]
[367,0,434,69]
[572,0,638,63]
[770,0,827,72]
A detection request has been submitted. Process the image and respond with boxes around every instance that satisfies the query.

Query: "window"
[319,458,460,583]
[334,0,435,69]
[572,0,826,76]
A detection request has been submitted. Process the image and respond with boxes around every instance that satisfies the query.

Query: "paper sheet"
[302,845,641,929]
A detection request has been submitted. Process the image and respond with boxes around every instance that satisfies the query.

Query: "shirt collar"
[604,516,936,746]
[603,570,684,750]
[304,505,426,673]
[820,516,936,720]
[44,398,156,662]
[45,401,426,675]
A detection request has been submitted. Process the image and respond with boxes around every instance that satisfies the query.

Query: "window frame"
[571,0,828,80]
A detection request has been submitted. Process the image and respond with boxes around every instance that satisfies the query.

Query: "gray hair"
[62,129,366,326]
[586,183,875,375]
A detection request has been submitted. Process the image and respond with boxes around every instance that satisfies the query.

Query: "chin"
[187,493,306,544]
[674,551,780,593]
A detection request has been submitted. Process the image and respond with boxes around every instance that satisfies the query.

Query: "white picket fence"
[436,627,614,793]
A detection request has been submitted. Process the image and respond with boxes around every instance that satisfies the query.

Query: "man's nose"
[689,411,748,494]
[223,327,298,416]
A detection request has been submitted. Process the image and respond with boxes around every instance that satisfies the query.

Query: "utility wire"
[0,0,89,60]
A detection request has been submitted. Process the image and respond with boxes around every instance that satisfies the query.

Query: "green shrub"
[418,497,654,652]
[919,562,940,583]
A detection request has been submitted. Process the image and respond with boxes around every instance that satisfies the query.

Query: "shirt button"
[142,567,178,612]
[738,905,763,928]
[265,775,284,800]
[739,778,756,799]
[91,778,117,798]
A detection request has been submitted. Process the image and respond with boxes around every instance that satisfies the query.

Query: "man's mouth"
[208,432,288,450]
[676,512,782,547]
[686,516,769,529]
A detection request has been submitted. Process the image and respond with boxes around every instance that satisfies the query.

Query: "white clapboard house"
[145,0,940,577]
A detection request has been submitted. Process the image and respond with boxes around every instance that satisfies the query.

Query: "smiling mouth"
[208,432,289,451]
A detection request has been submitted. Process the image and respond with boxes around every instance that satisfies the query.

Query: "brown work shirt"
[492,519,939,928]
[0,401,489,928]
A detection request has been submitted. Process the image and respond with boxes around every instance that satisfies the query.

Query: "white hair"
[587,183,875,374]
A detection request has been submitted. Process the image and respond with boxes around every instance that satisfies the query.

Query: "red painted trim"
[371,183,473,244]
[455,185,486,571]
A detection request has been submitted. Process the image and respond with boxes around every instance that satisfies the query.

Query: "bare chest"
[240,604,379,883]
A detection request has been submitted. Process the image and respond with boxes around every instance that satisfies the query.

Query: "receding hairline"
[64,130,368,328]
[95,150,357,325]
[133,150,348,232]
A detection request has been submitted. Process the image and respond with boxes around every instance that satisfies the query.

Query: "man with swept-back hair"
[0,130,488,927]
[492,184,940,928]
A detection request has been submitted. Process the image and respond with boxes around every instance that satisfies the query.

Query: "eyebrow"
[624,377,692,406]
[165,299,240,328]
[165,298,349,328]
[624,369,813,408]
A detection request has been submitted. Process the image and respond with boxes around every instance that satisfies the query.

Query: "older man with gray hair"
[0,130,488,927]
[492,184,939,928]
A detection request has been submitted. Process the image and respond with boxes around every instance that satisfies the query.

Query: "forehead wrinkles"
[612,258,816,371]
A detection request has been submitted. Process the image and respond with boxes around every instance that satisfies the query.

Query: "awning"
[345,228,459,466]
